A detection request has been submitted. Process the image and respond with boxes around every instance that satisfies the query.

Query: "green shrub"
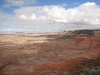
[55,35,73,40]
[63,71,71,75]
[83,66,100,75]
[73,30,94,36]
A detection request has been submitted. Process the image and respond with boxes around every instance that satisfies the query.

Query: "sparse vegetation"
[55,35,73,40]
[73,30,94,36]
[82,66,100,75]
[63,71,71,75]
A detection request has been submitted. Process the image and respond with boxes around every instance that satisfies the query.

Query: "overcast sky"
[0,0,100,33]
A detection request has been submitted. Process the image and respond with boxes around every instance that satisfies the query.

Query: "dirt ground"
[0,33,100,75]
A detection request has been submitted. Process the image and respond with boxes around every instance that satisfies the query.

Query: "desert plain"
[0,30,100,75]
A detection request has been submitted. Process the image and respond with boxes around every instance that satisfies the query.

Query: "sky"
[0,0,100,33]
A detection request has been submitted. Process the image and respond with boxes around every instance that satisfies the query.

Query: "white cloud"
[82,2,96,6]
[38,16,46,20]
[19,13,47,20]
[0,12,19,27]
[1,2,100,33]
[14,6,47,20]
[29,13,37,20]
[3,0,37,7]
[43,6,67,22]
[19,14,28,20]
[42,2,100,25]
[4,23,7,25]
[19,13,37,20]
[14,2,100,25]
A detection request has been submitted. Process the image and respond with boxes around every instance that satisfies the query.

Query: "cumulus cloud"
[1,2,100,33]
[19,13,47,20]
[82,2,96,6]
[19,13,37,20]
[3,0,37,7]
[19,14,28,20]
[14,2,100,25]
[43,2,100,25]
[14,6,47,20]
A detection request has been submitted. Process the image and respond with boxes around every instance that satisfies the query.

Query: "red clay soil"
[0,44,4,46]
[1,37,100,75]
[71,37,85,44]
[72,37,100,45]
[32,57,87,75]
[2,53,99,75]
[31,37,100,75]
[0,73,4,75]
[81,37,100,46]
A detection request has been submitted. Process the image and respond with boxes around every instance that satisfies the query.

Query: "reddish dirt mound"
[31,47,100,75]
[70,37,100,50]
[80,37,100,45]
[71,37,85,44]
[32,57,87,74]
[0,73,4,75]
[72,37,100,45]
